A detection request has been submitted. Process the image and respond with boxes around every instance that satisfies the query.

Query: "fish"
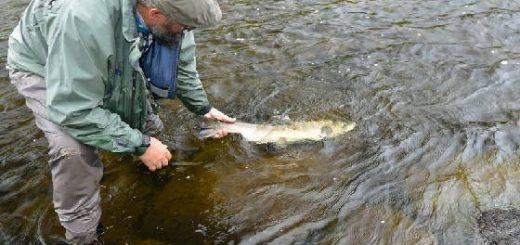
[198,119,356,144]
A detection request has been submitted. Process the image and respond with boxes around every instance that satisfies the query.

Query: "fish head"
[197,128,218,140]
[197,118,221,139]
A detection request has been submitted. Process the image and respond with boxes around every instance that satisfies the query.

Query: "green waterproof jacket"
[7,0,212,153]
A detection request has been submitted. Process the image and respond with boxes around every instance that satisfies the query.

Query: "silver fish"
[198,120,356,144]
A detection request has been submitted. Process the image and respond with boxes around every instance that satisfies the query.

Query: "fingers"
[148,159,169,172]
[155,151,170,170]
[212,129,228,139]
[142,137,173,172]
[160,143,172,161]
[213,110,235,123]
[220,114,236,123]
[204,108,236,123]
[154,137,172,160]
[162,145,172,165]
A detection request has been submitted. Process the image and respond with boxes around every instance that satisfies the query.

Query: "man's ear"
[142,7,165,25]
[149,8,162,19]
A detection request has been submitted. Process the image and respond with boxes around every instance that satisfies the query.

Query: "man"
[7,0,234,243]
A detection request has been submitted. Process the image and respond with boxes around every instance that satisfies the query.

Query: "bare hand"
[138,137,172,171]
[204,108,236,138]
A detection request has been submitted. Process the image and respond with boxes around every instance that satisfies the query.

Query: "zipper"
[171,31,184,98]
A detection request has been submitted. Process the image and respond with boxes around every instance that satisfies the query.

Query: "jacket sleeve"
[45,8,143,153]
[176,31,211,115]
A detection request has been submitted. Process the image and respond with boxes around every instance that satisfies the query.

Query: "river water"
[1,0,520,244]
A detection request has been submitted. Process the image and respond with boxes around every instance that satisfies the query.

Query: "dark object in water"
[169,161,203,166]
[478,209,520,245]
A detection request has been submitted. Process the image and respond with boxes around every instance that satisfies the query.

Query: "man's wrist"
[196,105,212,116]
[135,134,151,156]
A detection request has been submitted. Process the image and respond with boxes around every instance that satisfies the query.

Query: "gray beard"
[149,25,182,45]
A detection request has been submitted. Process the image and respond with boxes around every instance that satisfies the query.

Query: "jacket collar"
[134,9,151,37]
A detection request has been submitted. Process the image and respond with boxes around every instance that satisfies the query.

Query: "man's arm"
[176,31,212,115]
[45,7,143,153]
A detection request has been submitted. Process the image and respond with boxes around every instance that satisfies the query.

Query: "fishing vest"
[135,10,180,99]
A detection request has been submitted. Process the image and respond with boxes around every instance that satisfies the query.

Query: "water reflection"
[1,0,520,244]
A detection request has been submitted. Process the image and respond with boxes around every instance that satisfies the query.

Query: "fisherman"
[7,0,235,243]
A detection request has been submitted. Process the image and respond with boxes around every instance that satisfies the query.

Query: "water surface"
[1,0,520,244]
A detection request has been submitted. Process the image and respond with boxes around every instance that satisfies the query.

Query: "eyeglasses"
[181,24,196,32]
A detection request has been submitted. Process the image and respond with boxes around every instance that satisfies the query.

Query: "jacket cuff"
[133,134,150,156]
[193,105,211,115]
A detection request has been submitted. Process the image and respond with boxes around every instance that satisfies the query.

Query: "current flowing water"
[1,0,520,244]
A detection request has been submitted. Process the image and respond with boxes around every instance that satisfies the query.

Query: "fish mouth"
[196,117,221,139]
[197,117,219,129]
[197,128,217,140]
